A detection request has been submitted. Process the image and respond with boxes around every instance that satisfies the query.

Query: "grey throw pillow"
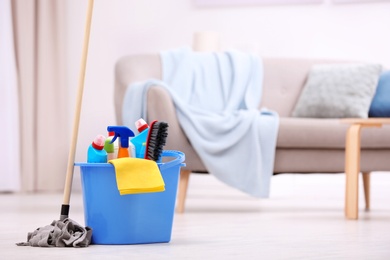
[292,63,382,118]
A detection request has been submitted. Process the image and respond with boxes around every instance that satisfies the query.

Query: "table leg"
[362,172,370,210]
[345,124,361,220]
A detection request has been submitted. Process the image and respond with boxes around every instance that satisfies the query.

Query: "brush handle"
[144,120,157,160]
[61,0,94,220]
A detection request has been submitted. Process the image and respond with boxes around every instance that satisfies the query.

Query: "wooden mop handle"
[61,0,94,220]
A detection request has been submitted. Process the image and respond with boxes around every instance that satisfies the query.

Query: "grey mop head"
[16,218,92,247]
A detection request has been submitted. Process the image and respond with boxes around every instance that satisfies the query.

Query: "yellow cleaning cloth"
[109,158,165,195]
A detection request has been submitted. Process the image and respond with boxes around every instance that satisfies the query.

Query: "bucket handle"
[158,150,185,171]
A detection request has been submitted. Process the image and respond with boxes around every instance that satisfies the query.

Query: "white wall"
[66,0,390,189]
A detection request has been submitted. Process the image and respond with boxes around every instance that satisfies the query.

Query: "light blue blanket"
[122,48,279,197]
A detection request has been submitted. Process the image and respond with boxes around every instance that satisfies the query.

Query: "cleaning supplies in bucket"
[76,120,175,244]
[107,120,169,194]
[76,150,186,245]
[86,120,169,194]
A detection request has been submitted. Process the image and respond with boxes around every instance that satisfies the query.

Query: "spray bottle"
[130,118,150,158]
[87,134,108,163]
[107,126,135,158]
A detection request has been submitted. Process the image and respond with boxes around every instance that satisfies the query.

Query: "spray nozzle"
[107,126,135,148]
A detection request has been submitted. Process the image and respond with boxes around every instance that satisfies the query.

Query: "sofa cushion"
[277,117,390,149]
[291,63,382,118]
[260,58,343,117]
[369,70,390,117]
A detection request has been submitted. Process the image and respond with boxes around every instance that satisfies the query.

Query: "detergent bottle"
[107,126,135,158]
[130,118,150,158]
[104,131,117,160]
[87,134,108,163]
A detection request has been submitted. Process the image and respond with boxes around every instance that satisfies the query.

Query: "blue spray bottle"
[107,126,135,158]
[87,134,108,163]
[130,118,149,158]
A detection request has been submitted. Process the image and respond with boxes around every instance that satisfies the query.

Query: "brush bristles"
[145,121,168,161]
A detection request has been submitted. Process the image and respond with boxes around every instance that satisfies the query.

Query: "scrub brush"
[144,120,169,161]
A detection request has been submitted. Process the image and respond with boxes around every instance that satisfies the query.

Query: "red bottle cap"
[135,118,149,132]
[92,135,105,150]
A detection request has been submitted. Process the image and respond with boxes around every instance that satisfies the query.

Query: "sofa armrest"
[147,86,206,171]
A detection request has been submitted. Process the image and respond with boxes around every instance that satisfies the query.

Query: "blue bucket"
[75,150,185,245]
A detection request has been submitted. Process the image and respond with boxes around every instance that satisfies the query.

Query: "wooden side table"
[342,118,390,220]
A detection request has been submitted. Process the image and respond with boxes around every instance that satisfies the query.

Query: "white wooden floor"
[1,172,390,259]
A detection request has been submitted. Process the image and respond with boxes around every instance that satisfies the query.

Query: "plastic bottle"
[128,139,136,158]
[130,118,149,158]
[87,134,108,163]
[104,132,117,160]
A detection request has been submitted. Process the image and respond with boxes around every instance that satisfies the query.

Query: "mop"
[17,0,94,247]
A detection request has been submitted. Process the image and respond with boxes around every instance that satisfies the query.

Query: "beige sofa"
[114,54,390,213]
